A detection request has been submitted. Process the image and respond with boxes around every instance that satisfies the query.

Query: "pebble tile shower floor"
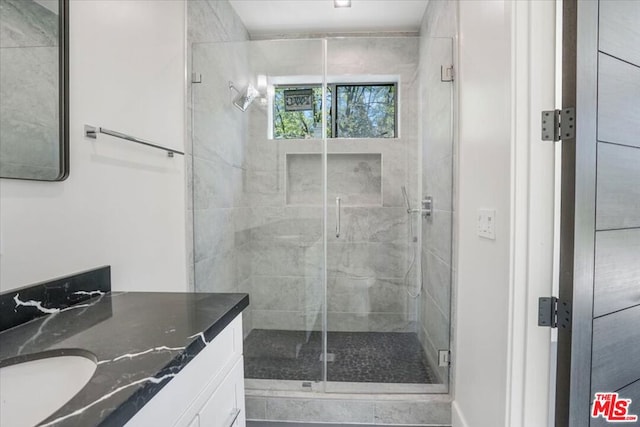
[244,330,435,384]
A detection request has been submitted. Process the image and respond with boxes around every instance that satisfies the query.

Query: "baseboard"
[451,401,469,427]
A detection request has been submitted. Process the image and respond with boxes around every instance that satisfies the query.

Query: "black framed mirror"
[0,0,69,181]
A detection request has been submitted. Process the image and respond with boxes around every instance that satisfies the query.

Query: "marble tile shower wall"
[245,38,421,333]
[187,1,252,336]
[325,37,420,334]
[0,0,59,179]
[242,39,326,334]
[189,19,424,335]
[419,0,457,383]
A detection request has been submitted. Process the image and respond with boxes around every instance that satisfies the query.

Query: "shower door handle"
[336,196,341,238]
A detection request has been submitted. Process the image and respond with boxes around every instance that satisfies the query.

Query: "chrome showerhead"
[230,81,259,112]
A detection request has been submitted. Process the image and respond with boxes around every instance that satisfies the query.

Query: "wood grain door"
[556,1,640,426]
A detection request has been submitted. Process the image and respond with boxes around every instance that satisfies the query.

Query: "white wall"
[454,0,513,425]
[0,0,187,292]
[454,1,557,426]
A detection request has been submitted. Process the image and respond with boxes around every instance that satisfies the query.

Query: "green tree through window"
[272,83,396,139]
[335,84,396,138]
[273,86,324,139]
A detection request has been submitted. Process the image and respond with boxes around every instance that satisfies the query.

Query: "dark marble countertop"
[0,291,249,427]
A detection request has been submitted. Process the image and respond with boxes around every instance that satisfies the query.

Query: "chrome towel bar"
[84,125,184,157]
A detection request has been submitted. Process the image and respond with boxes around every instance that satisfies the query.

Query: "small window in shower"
[331,83,397,138]
[273,85,324,139]
[271,82,397,139]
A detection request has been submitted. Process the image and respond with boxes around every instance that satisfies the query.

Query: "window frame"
[269,80,399,140]
[271,83,323,140]
[329,82,398,139]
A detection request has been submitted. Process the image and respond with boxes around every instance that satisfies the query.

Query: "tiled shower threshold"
[247,422,435,427]
[245,388,452,425]
[245,379,448,395]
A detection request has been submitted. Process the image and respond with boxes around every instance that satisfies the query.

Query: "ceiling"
[228,0,429,36]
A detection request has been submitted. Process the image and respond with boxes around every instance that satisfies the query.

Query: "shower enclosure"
[191,36,453,396]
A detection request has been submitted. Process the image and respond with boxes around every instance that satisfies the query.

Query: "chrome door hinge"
[438,350,451,367]
[541,108,575,141]
[191,73,202,84]
[441,65,454,82]
[538,297,572,329]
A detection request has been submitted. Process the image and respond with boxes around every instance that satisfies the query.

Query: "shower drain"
[319,353,336,362]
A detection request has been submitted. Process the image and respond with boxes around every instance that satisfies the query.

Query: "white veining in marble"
[38,372,179,427]
[13,293,104,315]
[73,290,106,297]
[13,294,60,314]
[15,294,107,355]
[187,331,210,346]
[97,346,186,366]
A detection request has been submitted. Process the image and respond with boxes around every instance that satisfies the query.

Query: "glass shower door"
[192,35,454,395]
[323,36,454,393]
[191,39,327,390]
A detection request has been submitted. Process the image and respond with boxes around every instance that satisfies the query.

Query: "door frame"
[506,0,561,426]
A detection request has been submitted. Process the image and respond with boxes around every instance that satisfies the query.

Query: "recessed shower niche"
[286,153,382,206]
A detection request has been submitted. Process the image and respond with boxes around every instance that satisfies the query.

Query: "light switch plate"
[478,209,496,240]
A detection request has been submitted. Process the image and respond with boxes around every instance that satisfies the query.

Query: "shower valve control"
[422,197,433,218]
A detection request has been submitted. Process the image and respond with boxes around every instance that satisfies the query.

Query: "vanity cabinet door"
[198,358,246,427]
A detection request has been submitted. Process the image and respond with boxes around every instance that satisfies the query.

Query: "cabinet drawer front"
[198,358,246,427]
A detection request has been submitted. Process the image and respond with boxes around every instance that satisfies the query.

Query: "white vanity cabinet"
[126,316,246,427]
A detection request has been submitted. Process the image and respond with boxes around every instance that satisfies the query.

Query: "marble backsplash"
[0,266,111,332]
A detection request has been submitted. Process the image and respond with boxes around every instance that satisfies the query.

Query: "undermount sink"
[0,351,97,427]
